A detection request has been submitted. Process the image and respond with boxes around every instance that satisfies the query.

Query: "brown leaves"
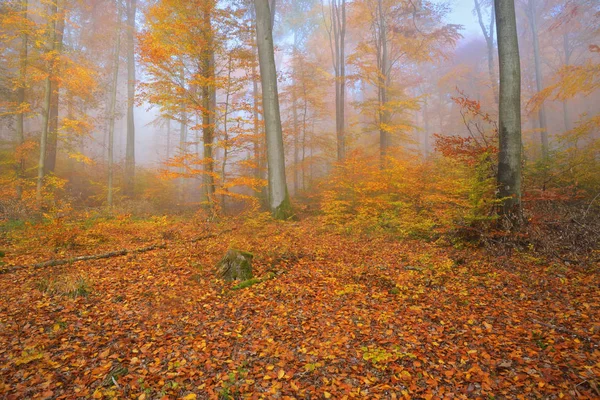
[0,216,599,398]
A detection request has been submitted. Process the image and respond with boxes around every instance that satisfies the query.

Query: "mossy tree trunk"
[217,250,254,281]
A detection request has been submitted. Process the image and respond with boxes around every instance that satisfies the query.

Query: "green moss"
[271,195,294,220]
[232,278,261,290]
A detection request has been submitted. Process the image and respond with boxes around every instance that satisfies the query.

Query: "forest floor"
[0,214,599,399]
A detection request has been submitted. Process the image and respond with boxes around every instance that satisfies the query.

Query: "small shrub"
[35,273,92,298]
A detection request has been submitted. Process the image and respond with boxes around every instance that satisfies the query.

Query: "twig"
[190,228,235,243]
[1,244,165,274]
[531,318,597,346]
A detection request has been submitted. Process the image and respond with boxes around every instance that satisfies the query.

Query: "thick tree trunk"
[16,0,28,199]
[254,0,292,219]
[495,0,523,220]
[45,1,65,174]
[527,0,548,159]
[125,0,137,196]
[107,5,121,208]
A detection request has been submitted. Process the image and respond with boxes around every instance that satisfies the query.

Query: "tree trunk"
[36,0,58,207]
[107,4,121,208]
[254,0,292,219]
[125,0,137,196]
[202,5,216,210]
[166,118,171,163]
[16,0,28,200]
[45,1,65,174]
[562,32,571,132]
[377,0,389,167]
[474,0,498,104]
[495,0,523,220]
[423,99,430,158]
[326,0,346,161]
[527,0,548,159]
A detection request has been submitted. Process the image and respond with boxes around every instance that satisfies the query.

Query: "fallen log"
[1,244,165,274]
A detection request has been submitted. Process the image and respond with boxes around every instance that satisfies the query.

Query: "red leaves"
[0,216,599,398]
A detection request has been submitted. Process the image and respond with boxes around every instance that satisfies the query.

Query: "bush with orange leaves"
[319,147,497,240]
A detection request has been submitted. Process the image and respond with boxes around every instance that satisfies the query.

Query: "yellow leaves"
[68,152,94,165]
[14,347,44,366]
[181,394,197,400]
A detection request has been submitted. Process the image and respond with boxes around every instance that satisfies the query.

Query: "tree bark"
[125,0,137,196]
[527,0,549,159]
[324,0,347,161]
[377,0,390,167]
[36,1,58,207]
[495,0,523,220]
[107,3,121,208]
[16,0,28,200]
[254,0,292,219]
[474,0,498,104]
[562,32,571,132]
[202,4,216,210]
[45,1,65,174]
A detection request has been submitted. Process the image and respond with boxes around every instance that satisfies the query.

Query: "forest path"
[0,216,599,399]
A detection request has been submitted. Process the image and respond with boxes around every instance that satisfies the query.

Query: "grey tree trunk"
[202,5,216,210]
[423,99,430,158]
[254,0,292,219]
[562,32,571,132]
[107,4,121,208]
[325,0,347,161]
[377,0,390,167]
[45,1,65,173]
[495,0,523,220]
[16,0,28,199]
[125,0,137,196]
[527,0,549,159]
[36,0,58,206]
[474,0,498,104]
[166,118,170,163]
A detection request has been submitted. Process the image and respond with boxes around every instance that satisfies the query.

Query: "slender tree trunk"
[179,112,187,203]
[326,0,346,161]
[166,118,171,163]
[474,0,498,104]
[16,0,28,200]
[527,0,548,159]
[36,1,58,207]
[377,0,389,167]
[562,32,571,132]
[254,0,292,219]
[423,99,430,158]
[45,1,65,174]
[495,0,523,220]
[292,36,299,195]
[202,5,216,210]
[221,55,233,210]
[125,0,137,196]
[107,5,121,208]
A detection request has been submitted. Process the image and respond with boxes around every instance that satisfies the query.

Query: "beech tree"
[125,0,136,196]
[495,0,522,219]
[254,0,292,219]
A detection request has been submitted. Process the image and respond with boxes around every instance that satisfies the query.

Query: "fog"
[0,0,598,212]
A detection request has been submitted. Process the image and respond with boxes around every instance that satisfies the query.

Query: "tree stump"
[217,249,254,281]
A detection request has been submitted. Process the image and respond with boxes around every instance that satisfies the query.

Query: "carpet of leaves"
[0,215,599,399]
